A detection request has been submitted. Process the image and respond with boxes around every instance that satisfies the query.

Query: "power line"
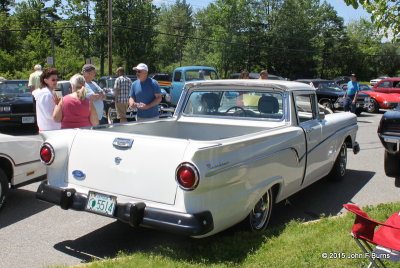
[0,23,398,57]
[0,24,107,32]
[114,24,400,57]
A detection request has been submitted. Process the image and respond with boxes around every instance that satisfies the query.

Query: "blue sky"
[153,0,370,25]
[15,0,370,25]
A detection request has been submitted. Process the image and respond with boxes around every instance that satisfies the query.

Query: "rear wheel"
[0,168,9,210]
[384,151,400,178]
[246,188,273,231]
[328,142,347,181]
[367,99,379,113]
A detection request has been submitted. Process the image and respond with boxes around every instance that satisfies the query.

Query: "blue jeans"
[344,95,356,113]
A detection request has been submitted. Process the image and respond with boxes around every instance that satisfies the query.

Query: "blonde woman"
[53,74,99,129]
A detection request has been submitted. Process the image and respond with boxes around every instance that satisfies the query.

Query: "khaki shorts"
[136,116,159,121]
[116,103,129,119]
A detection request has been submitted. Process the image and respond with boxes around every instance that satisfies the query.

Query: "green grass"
[78,202,400,268]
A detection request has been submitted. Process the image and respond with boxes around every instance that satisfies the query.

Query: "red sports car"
[360,85,400,113]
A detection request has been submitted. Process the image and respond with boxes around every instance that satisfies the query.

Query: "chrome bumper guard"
[36,182,213,236]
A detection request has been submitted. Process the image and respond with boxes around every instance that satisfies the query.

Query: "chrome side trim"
[205,147,299,177]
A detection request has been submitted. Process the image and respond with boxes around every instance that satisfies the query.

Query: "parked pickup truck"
[378,108,400,187]
[36,80,360,237]
[165,66,219,105]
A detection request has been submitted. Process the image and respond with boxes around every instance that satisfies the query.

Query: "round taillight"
[40,143,54,165]
[176,163,199,191]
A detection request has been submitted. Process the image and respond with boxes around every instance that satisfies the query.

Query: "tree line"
[0,0,399,81]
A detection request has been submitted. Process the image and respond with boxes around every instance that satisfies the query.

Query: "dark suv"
[296,79,370,116]
[378,108,400,187]
[0,80,36,127]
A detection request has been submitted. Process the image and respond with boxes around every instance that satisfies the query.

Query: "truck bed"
[100,120,268,141]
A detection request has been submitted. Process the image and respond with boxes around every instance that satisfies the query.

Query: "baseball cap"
[132,63,148,72]
[82,64,96,73]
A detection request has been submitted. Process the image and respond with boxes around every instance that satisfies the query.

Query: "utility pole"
[51,30,55,67]
[108,0,113,75]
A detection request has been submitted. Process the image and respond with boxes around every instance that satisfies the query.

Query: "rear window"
[183,90,284,120]
[185,70,219,81]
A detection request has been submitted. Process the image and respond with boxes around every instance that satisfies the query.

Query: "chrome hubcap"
[339,144,347,176]
[250,193,271,230]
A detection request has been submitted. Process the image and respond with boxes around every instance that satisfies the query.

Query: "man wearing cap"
[28,64,43,92]
[343,73,360,114]
[82,64,106,124]
[129,63,162,121]
[259,70,268,80]
[114,67,132,123]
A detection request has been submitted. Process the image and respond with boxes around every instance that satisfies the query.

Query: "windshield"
[314,81,342,91]
[183,90,284,120]
[185,69,219,81]
[0,81,30,95]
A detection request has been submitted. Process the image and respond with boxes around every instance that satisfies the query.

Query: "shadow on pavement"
[270,169,375,226]
[0,188,53,229]
[0,125,39,136]
[52,169,374,266]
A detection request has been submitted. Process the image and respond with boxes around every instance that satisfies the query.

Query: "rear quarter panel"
[176,126,306,235]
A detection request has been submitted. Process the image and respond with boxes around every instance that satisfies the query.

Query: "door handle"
[306,129,313,134]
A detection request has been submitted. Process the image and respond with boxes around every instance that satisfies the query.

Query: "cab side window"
[377,81,392,88]
[295,94,317,123]
[174,71,182,82]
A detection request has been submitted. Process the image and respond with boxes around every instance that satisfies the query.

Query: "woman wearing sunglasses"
[32,68,61,131]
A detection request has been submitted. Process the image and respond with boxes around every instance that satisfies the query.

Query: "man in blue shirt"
[129,63,162,121]
[343,73,359,114]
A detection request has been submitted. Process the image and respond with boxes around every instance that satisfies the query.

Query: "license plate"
[86,191,116,216]
[22,116,35,123]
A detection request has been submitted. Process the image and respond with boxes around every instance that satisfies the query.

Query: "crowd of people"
[30,62,162,131]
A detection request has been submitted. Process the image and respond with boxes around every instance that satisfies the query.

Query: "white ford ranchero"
[36,80,359,237]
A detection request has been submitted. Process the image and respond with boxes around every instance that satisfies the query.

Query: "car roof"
[296,79,332,82]
[184,79,314,92]
[174,66,217,72]
[0,80,28,83]
[230,73,282,79]
[99,75,117,79]
[379,77,400,81]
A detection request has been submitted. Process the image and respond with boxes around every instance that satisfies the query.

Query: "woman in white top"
[32,68,61,131]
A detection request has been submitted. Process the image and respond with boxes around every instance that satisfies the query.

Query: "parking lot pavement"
[1,112,400,268]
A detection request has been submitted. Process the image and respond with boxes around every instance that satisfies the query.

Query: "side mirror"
[319,112,325,120]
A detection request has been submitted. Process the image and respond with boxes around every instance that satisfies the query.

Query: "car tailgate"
[68,130,189,205]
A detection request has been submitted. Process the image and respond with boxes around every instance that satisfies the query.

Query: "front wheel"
[355,108,362,116]
[107,107,118,124]
[246,188,274,231]
[328,142,347,181]
[367,99,379,113]
[0,168,9,210]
